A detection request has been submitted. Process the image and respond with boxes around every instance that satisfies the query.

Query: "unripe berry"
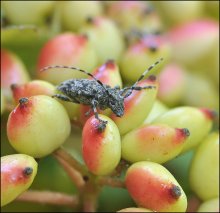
[125,161,187,212]
[182,72,219,110]
[197,197,219,212]
[143,99,168,124]
[169,19,219,67]
[37,33,98,85]
[79,16,125,64]
[117,207,153,212]
[111,76,158,135]
[1,90,6,114]
[2,1,54,25]
[189,132,219,201]
[106,1,162,34]
[1,154,38,207]
[11,80,55,104]
[122,124,190,163]
[60,1,103,31]
[153,106,215,153]
[1,49,30,100]
[120,34,171,83]
[157,63,187,107]
[82,115,121,175]
[7,95,71,158]
[154,1,204,26]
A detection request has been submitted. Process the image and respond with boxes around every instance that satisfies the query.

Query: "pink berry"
[1,49,30,100]
[82,115,121,175]
[37,33,98,84]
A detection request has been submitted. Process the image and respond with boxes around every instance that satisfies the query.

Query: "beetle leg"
[91,100,108,132]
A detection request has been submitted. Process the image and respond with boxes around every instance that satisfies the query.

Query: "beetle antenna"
[121,57,163,98]
[40,65,110,94]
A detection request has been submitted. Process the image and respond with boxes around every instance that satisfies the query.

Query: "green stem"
[53,148,88,176]
[16,190,79,208]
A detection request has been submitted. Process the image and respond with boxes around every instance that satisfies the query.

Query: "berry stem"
[53,154,86,189]
[16,190,79,208]
[82,181,100,212]
[53,148,88,175]
[97,177,126,188]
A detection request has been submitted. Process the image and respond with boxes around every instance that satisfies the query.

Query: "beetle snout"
[116,111,124,117]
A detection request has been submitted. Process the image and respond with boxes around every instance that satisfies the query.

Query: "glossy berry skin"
[79,16,125,64]
[111,76,158,135]
[197,197,219,212]
[82,115,121,175]
[1,154,38,207]
[122,124,189,163]
[37,33,98,85]
[11,80,55,104]
[117,207,153,212]
[189,132,219,201]
[125,161,187,212]
[1,49,30,100]
[153,106,215,153]
[7,95,71,158]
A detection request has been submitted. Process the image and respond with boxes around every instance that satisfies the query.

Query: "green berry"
[122,124,189,163]
[189,132,219,201]
[82,115,121,175]
[7,95,71,158]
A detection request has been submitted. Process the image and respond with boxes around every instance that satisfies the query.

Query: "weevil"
[40,58,163,131]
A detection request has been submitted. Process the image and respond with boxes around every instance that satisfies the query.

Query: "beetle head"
[108,88,124,117]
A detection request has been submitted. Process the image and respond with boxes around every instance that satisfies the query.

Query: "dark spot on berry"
[10,83,18,91]
[170,184,181,199]
[23,167,33,176]
[83,175,89,182]
[19,97,29,106]
[86,16,94,24]
[182,128,190,137]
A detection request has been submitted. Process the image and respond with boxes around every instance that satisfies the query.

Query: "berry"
[7,95,71,158]
[197,197,219,212]
[143,99,168,124]
[120,34,170,83]
[79,16,125,64]
[1,154,38,207]
[1,49,30,100]
[153,106,215,153]
[117,207,153,212]
[157,63,187,107]
[37,33,98,85]
[111,76,158,135]
[2,1,54,25]
[82,115,121,175]
[122,124,189,163]
[60,1,103,31]
[189,132,219,200]
[125,161,187,212]
[11,80,55,104]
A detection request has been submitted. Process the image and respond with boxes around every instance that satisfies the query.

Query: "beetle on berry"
[40,58,163,131]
